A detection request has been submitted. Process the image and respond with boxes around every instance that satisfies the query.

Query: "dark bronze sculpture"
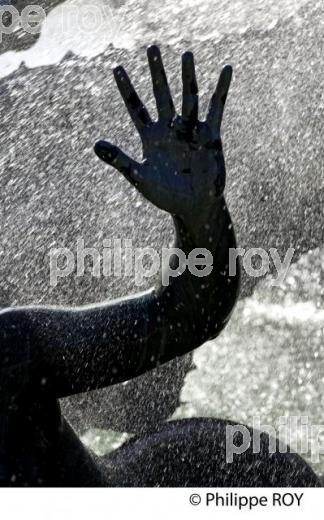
[0,46,319,486]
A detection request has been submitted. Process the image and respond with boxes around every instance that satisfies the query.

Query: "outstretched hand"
[94,45,232,221]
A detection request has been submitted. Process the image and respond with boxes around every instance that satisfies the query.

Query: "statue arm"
[5,201,238,398]
[0,46,240,400]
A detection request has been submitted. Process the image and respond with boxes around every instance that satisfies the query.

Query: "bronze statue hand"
[94,45,232,222]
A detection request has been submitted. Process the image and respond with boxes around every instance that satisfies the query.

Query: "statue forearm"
[167,198,240,349]
[0,198,238,404]
[8,197,237,398]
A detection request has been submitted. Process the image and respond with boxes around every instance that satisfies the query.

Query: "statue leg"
[103,418,320,487]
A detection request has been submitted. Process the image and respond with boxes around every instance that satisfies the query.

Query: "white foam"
[243,300,324,326]
[0,0,311,79]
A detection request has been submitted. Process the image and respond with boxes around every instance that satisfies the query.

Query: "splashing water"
[0,0,312,78]
[0,0,323,479]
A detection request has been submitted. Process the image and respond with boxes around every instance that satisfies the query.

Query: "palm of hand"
[95,46,232,219]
